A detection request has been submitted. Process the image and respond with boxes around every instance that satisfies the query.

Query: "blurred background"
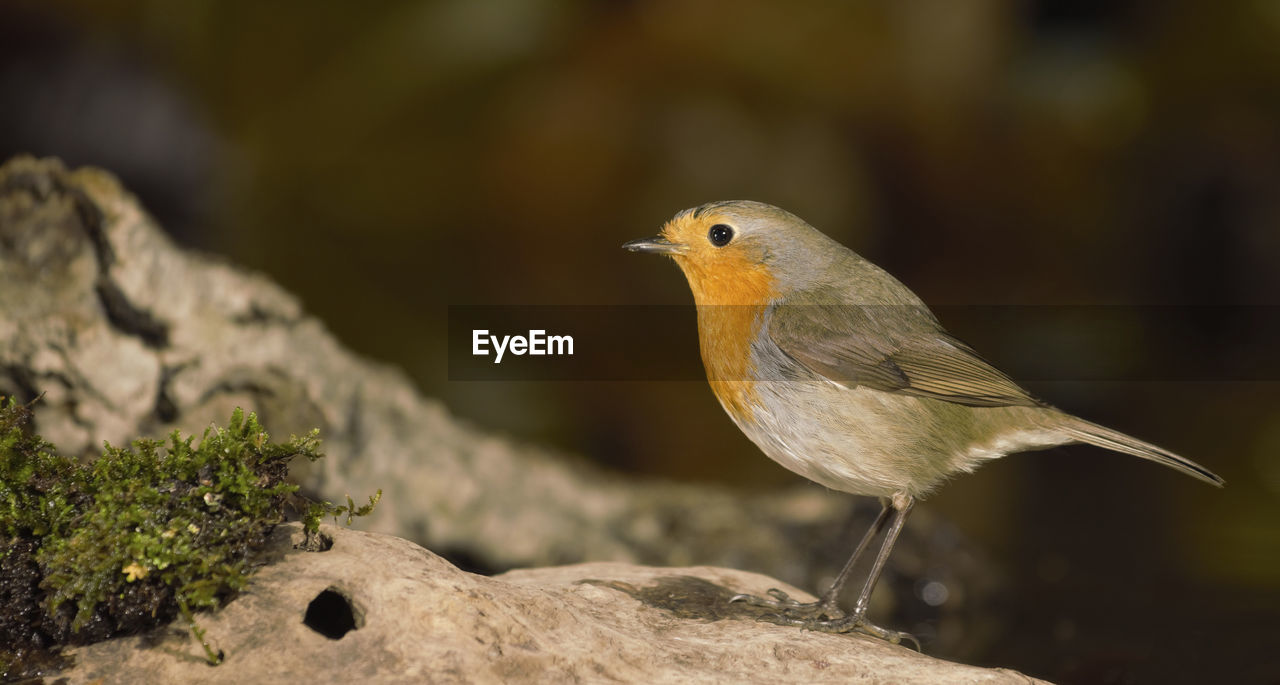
[2,0,1278,682]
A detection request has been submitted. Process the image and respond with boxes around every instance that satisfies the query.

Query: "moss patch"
[0,399,378,676]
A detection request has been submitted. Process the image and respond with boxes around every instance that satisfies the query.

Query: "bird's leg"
[730,499,894,620]
[820,495,919,648]
[734,495,920,649]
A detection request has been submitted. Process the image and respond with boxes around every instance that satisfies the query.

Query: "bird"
[623,200,1223,647]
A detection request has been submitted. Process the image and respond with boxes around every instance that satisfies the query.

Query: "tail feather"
[1060,419,1224,487]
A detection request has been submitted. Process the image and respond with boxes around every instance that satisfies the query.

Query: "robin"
[623,200,1223,647]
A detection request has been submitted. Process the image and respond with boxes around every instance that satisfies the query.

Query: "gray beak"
[622,235,686,255]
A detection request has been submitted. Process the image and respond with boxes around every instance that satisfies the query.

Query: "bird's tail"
[1059,418,1224,487]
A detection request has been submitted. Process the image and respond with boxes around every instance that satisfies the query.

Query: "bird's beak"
[622,235,686,255]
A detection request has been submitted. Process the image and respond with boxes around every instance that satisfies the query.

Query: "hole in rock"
[304,588,358,639]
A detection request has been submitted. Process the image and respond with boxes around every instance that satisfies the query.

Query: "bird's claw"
[728,588,844,620]
[729,588,800,606]
[766,588,797,604]
[751,610,921,651]
[839,619,921,651]
[730,591,920,651]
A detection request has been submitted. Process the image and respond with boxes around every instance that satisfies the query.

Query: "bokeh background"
[3,1,1278,682]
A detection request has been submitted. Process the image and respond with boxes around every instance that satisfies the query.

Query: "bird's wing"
[766,300,1044,408]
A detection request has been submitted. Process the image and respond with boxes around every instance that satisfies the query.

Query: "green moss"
[0,398,379,672]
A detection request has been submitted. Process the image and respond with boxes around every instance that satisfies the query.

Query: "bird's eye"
[708,223,734,247]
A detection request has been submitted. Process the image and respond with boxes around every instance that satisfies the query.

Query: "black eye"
[708,223,734,247]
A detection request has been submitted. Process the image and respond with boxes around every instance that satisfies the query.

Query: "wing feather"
[766,298,1043,408]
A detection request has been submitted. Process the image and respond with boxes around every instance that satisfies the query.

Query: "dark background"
[3,1,1278,682]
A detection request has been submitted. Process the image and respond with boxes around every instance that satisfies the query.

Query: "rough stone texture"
[58,524,1045,684]
[0,156,999,656]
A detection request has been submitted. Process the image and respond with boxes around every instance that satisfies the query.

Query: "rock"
[0,155,1000,655]
[59,523,1046,684]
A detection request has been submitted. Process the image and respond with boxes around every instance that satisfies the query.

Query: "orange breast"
[675,247,779,425]
[697,306,766,424]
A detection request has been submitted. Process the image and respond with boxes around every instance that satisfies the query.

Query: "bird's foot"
[730,590,919,651]
[728,588,843,620]
[772,611,921,650]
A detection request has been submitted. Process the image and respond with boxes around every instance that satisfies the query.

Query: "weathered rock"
[58,524,1045,684]
[0,156,999,656]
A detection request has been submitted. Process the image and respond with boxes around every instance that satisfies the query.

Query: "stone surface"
[59,524,1046,684]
